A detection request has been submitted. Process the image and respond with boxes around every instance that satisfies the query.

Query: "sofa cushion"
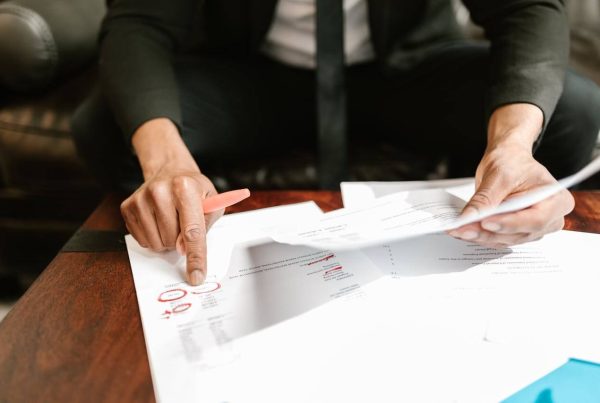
[0,0,105,92]
[0,70,99,191]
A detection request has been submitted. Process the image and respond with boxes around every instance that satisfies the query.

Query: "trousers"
[72,43,600,191]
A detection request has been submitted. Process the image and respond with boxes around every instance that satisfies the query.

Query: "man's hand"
[121,118,223,285]
[449,104,575,248]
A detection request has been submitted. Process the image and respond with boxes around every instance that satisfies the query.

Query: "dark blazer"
[99,0,568,141]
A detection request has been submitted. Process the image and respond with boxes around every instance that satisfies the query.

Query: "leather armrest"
[0,0,105,92]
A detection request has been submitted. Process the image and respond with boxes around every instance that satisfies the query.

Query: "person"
[73,0,600,286]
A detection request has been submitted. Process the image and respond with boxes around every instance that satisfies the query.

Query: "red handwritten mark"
[324,266,343,275]
[307,254,335,265]
[158,288,188,302]
[160,303,192,319]
[191,282,221,294]
[172,303,192,313]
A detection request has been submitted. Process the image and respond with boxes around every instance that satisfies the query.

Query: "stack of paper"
[125,164,600,403]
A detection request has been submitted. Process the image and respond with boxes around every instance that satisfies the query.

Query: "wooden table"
[0,191,598,402]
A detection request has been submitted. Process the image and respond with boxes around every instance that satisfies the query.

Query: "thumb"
[462,172,508,217]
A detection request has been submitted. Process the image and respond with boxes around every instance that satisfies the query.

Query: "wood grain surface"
[0,190,597,403]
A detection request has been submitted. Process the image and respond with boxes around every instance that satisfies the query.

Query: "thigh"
[534,71,600,179]
[174,55,317,165]
[355,43,600,180]
[350,43,491,177]
[73,56,318,189]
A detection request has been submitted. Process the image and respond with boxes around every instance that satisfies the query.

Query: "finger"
[147,183,179,248]
[461,170,510,218]
[176,233,185,256]
[173,177,207,286]
[134,198,167,251]
[448,222,482,241]
[480,191,573,235]
[121,199,149,248]
[465,230,532,247]
[174,209,223,255]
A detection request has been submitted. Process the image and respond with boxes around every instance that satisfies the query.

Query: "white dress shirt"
[261,0,376,68]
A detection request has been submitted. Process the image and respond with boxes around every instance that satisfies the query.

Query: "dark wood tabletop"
[0,190,598,403]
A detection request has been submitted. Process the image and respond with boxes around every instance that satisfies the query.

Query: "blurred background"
[1,0,599,320]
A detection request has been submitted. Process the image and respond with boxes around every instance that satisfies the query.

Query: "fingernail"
[461,230,479,240]
[482,222,501,232]
[189,270,205,286]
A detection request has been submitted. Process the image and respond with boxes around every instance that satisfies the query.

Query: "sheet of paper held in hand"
[126,202,600,401]
[271,156,600,250]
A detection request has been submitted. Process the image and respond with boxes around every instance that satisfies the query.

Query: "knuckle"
[120,200,129,214]
[149,243,165,253]
[148,182,168,202]
[186,251,205,267]
[120,204,131,221]
[183,224,204,243]
[125,197,142,215]
[470,190,494,208]
[136,239,148,248]
[162,233,177,248]
[120,201,138,223]
[172,176,195,196]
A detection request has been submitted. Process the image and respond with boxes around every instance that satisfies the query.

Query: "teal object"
[503,359,600,403]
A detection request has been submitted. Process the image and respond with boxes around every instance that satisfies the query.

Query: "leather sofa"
[0,0,599,281]
[0,0,104,280]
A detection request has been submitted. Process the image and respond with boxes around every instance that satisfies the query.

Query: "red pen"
[203,188,251,213]
[176,188,251,254]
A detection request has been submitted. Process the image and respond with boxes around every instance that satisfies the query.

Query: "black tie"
[316,0,347,189]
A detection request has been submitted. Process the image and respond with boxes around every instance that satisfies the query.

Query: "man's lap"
[72,43,600,188]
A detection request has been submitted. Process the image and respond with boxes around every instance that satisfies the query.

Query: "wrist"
[485,132,534,156]
[132,118,198,179]
[486,103,543,153]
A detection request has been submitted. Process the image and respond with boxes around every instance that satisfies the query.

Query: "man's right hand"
[121,118,223,286]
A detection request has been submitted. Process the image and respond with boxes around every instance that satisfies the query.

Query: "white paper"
[127,202,390,403]
[272,188,467,250]
[341,177,474,209]
[126,197,600,402]
[274,156,600,250]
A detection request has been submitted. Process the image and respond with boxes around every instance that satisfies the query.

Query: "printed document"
[125,179,600,402]
[273,156,600,250]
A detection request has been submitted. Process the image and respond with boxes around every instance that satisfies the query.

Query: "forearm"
[464,0,568,126]
[99,28,182,142]
[132,118,199,180]
[99,0,197,141]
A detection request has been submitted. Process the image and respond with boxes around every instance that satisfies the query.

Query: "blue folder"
[502,358,600,403]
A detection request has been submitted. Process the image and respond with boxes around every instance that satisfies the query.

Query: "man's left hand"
[449,143,574,248]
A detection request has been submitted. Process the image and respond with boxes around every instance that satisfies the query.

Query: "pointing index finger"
[173,177,207,286]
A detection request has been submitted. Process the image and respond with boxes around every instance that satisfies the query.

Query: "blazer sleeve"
[99,0,198,142]
[462,0,569,130]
